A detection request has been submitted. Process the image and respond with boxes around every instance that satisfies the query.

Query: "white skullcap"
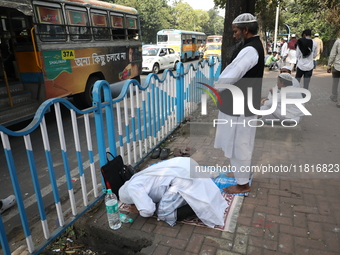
[281,65,292,71]
[291,34,296,37]
[314,33,319,37]
[283,37,288,40]
[279,73,293,82]
[232,13,257,24]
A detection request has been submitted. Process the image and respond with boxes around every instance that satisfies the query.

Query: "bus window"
[10,15,31,44]
[126,16,139,40]
[35,5,66,41]
[91,11,110,40]
[111,14,125,40]
[66,8,91,40]
[158,35,168,43]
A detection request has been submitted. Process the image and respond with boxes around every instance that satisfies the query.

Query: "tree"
[202,9,224,36]
[221,0,256,70]
[107,0,173,44]
[172,1,196,31]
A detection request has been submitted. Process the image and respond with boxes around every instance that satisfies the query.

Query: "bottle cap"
[107,189,112,194]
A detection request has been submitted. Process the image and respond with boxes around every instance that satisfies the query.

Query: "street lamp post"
[273,4,279,52]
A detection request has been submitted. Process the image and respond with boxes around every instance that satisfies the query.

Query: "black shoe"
[159,148,170,160]
[151,148,161,159]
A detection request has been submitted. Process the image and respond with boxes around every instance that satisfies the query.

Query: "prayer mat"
[119,174,252,233]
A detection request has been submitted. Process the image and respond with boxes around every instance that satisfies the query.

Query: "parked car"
[203,43,222,60]
[142,46,180,74]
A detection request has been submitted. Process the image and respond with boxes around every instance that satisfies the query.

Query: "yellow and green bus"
[157,29,206,62]
[0,0,142,126]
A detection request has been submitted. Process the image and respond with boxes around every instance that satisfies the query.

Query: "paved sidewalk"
[135,67,340,255]
[83,67,340,255]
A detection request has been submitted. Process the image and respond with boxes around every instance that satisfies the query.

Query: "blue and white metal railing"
[0,57,221,254]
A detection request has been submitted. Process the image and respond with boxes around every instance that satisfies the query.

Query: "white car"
[142,46,180,73]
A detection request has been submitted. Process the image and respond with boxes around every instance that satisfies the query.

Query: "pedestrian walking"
[288,34,298,71]
[313,33,323,69]
[214,13,264,194]
[280,37,289,66]
[327,37,340,108]
[295,29,318,90]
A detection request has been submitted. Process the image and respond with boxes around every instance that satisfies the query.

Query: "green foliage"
[103,0,224,43]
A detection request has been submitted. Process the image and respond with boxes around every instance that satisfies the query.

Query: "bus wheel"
[83,76,100,107]
[152,63,159,74]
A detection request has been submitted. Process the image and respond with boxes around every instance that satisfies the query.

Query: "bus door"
[191,36,196,59]
[0,5,42,126]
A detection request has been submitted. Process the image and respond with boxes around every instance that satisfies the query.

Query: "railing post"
[0,214,11,255]
[92,80,115,192]
[209,56,216,86]
[176,62,184,124]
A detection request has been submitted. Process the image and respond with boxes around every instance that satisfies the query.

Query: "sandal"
[160,148,170,160]
[336,104,340,108]
[151,148,161,159]
[182,147,197,157]
[173,148,183,157]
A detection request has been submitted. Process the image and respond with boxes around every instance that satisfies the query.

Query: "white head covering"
[279,73,293,82]
[232,13,257,24]
[291,34,296,37]
[281,65,292,71]
[314,33,319,37]
[283,37,288,41]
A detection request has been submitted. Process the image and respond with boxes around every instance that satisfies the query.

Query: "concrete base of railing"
[72,201,153,255]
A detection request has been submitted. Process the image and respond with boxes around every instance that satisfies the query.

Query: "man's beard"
[234,34,245,50]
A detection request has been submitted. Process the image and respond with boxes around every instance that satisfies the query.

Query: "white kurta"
[288,49,297,64]
[119,158,228,228]
[213,38,259,185]
[281,42,289,57]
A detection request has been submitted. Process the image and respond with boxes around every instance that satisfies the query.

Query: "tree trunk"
[221,0,256,71]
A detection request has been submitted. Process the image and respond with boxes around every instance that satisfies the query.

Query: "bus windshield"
[156,29,206,62]
[206,44,221,50]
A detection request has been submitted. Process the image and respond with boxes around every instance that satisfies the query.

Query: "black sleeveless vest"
[218,36,264,117]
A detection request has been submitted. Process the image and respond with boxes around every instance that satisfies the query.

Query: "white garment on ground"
[296,38,318,71]
[119,158,228,228]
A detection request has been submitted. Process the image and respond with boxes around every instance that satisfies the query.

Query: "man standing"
[327,37,340,108]
[295,29,318,90]
[214,13,264,194]
[288,34,298,71]
[280,37,289,66]
[313,33,323,69]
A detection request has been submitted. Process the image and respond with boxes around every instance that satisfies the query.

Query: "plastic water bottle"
[120,213,133,223]
[105,189,121,230]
